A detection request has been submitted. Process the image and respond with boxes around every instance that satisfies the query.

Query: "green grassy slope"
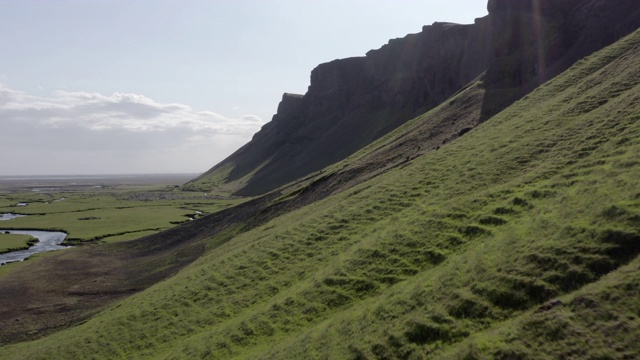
[2,29,640,360]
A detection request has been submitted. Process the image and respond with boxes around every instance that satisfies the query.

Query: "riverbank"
[0,234,38,254]
[0,230,68,265]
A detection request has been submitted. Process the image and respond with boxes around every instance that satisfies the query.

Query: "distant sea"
[0,174,199,182]
[0,173,201,192]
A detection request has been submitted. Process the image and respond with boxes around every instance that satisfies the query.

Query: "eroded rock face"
[482,0,640,118]
[191,0,640,196]
[200,21,494,196]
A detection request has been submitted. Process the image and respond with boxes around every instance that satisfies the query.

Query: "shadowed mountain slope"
[2,24,639,359]
[187,0,640,196]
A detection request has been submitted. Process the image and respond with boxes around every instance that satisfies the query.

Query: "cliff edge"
[187,0,640,196]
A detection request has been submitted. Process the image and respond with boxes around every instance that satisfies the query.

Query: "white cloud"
[1,85,264,134]
[241,115,264,123]
[0,83,266,175]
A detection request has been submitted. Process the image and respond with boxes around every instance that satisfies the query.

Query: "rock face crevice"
[189,0,640,196]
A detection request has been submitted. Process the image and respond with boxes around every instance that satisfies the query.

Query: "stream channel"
[0,213,69,265]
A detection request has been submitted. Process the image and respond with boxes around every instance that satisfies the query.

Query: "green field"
[0,191,245,244]
[0,27,639,360]
[0,234,37,254]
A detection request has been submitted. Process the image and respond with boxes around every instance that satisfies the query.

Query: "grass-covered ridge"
[2,28,640,360]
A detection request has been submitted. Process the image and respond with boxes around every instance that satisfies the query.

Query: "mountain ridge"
[187,0,640,196]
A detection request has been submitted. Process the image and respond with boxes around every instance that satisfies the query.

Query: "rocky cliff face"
[191,20,494,195]
[482,0,640,118]
[189,0,640,196]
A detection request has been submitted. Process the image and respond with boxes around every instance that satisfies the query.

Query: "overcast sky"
[0,0,488,176]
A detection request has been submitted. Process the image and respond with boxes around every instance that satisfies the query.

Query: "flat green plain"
[0,190,245,244]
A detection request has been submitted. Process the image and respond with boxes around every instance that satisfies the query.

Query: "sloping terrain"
[1,26,639,359]
[0,47,486,348]
[0,190,283,345]
[188,0,640,196]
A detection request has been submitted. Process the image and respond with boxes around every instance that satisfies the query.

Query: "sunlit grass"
[0,191,245,244]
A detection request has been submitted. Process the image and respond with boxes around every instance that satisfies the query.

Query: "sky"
[0,0,488,176]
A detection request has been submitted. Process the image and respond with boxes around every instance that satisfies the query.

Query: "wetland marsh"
[0,173,245,245]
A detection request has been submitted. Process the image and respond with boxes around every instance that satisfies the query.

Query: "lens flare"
[532,0,547,82]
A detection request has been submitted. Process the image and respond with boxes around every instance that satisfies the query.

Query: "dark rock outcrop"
[191,21,494,195]
[189,0,640,196]
[482,0,640,118]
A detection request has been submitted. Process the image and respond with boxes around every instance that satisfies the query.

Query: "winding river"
[0,213,25,221]
[0,214,69,265]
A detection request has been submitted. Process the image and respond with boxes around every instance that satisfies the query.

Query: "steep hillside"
[186,19,493,196]
[187,0,640,196]
[2,26,639,359]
